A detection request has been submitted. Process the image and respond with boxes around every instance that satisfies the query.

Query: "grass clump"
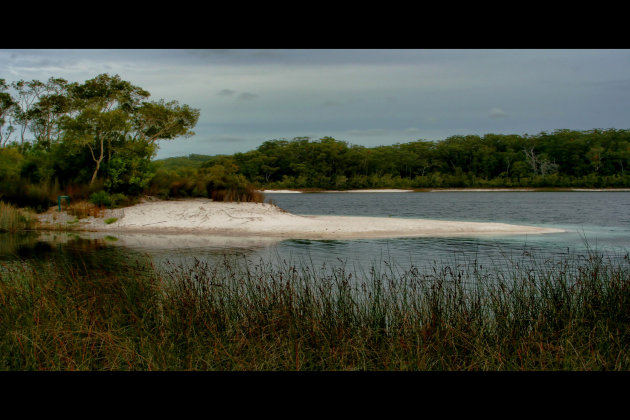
[0,249,629,370]
[0,201,37,232]
[104,218,118,225]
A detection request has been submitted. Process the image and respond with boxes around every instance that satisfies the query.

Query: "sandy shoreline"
[258,189,413,193]
[37,198,564,240]
[260,188,630,193]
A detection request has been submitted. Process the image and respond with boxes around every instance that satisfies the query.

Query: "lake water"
[2,191,629,274]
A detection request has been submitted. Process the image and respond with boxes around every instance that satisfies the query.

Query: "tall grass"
[0,201,37,232]
[0,249,629,370]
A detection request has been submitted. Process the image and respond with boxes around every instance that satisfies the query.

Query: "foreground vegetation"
[1,247,628,370]
[0,202,36,232]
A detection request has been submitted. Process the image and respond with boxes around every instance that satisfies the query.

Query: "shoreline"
[260,188,630,193]
[36,198,565,240]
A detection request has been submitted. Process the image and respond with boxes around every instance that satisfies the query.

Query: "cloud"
[215,136,249,143]
[217,89,258,100]
[237,92,258,101]
[194,135,249,143]
[489,107,508,118]
[217,89,236,96]
[345,128,387,136]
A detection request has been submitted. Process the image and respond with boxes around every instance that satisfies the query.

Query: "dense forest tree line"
[194,130,630,190]
[3,74,630,213]
[0,74,199,210]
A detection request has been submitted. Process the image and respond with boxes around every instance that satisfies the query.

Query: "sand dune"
[42,198,564,240]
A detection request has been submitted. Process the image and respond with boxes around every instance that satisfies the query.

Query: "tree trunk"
[89,136,105,186]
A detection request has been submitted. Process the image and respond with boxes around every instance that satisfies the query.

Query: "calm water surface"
[2,192,629,272]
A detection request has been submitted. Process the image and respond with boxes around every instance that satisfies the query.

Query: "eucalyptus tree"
[60,74,199,188]
[60,74,148,186]
[9,79,50,151]
[0,79,16,147]
[27,78,71,150]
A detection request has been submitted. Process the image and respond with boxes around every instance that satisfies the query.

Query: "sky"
[1,49,630,160]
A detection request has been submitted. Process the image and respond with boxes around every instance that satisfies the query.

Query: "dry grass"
[210,186,264,203]
[0,201,37,232]
[0,248,629,371]
[65,200,105,219]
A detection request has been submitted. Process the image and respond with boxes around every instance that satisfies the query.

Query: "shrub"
[89,190,112,208]
[66,200,103,219]
[209,185,264,203]
[109,193,128,207]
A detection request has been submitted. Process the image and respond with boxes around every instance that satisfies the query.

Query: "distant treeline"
[181,129,630,190]
[3,75,630,212]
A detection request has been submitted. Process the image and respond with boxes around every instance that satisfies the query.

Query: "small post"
[58,195,71,211]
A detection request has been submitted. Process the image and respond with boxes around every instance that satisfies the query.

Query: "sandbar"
[259,189,413,193]
[39,198,564,240]
[257,189,303,193]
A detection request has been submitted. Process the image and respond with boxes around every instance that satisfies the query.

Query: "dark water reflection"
[0,232,153,275]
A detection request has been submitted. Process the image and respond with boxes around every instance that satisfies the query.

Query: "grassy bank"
[0,250,629,370]
[0,202,37,233]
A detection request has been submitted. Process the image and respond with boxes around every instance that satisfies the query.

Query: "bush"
[89,190,112,208]
[0,180,59,213]
[208,185,264,203]
[109,193,128,207]
[66,200,103,219]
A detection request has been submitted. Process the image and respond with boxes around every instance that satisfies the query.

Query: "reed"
[0,248,628,370]
[0,201,37,232]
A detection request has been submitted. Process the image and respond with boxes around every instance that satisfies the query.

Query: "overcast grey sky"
[2,49,629,159]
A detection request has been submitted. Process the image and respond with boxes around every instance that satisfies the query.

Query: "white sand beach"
[339,189,413,193]
[259,189,414,193]
[257,189,303,193]
[429,188,536,192]
[40,198,564,240]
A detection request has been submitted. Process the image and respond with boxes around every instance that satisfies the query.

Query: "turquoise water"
[259,191,630,266]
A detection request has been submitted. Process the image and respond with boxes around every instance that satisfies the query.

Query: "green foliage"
[197,130,630,190]
[0,73,199,206]
[3,71,630,208]
[202,159,263,202]
[155,154,217,172]
[0,147,23,181]
[89,190,113,208]
[89,190,128,209]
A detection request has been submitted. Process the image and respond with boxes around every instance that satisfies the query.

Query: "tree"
[27,78,71,150]
[131,99,199,145]
[61,94,135,186]
[10,79,48,151]
[0,79,16,147]
[60,74,199,188]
